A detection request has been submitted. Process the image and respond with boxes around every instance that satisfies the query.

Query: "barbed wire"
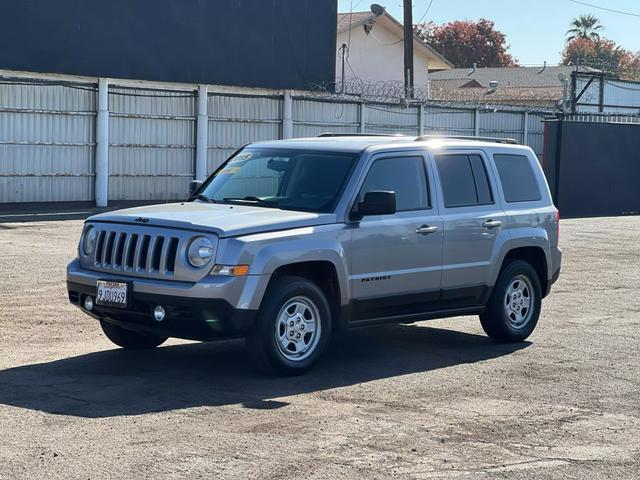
[305,78,561,110]
[311,78,430,102]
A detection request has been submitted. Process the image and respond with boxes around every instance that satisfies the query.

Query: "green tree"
[566,14,603,41]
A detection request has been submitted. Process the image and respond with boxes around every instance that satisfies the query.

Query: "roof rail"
[415,135,519,145]
[317,132,405,138]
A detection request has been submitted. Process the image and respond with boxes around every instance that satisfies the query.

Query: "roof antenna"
[538,61,547,74]
[467,63,477,76]
[370,4,386,16]
[364,4,385,34]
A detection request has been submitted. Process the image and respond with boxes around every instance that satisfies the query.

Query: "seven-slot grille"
[93,229,180,276]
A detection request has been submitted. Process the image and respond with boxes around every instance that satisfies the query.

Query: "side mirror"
[353,190,396,219]
[189,180,203,197]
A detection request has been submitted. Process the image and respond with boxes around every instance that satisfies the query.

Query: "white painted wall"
[336,16,449,88]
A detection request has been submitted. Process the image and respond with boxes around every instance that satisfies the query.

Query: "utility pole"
[340,42,347,94]
[403,0,414,99]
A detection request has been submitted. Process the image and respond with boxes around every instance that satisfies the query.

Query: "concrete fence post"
[359,102,366,133]
[523,111,529,146]
[195,84,209,181]
[418,104,424,135]
[95,78,109,207]
[474,109,480,137]
[282,90,293,139]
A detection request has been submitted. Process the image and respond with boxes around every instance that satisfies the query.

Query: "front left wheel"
[246,275,332,376]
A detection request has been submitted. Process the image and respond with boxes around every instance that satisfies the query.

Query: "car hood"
[88,202,337,237]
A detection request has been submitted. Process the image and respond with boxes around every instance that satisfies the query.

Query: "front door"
[350,153,443,321]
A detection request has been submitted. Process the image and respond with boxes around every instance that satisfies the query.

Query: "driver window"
[359,156,430,211]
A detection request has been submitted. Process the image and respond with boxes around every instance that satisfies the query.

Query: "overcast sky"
[338,0,640,65]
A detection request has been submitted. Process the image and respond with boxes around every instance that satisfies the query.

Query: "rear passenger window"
[493,154,542,202]
[360,156,429,211]
[435,154,494,208]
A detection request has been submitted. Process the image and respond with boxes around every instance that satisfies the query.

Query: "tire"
[480,259,542,342]
[100,320,168,349]
[246,275,332,376]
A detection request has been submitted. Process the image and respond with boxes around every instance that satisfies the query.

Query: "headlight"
[187,236,214,268]
[82,226,97,256]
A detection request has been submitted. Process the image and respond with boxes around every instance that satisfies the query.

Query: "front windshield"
[198,148,357,213]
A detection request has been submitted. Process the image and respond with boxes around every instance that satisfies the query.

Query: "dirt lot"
[0,214,639,479]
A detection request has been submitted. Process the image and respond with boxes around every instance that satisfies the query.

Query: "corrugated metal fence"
[0,80,96,202]
[0,75,551,205]
[108,87,196,200]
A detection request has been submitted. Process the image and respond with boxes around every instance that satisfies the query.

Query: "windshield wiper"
[193,194,217,204]
[223,196,279,207]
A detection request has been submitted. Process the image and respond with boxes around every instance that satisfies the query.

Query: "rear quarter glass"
[493,154,542,203]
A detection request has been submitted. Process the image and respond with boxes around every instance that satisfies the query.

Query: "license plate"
[96,281,128,308]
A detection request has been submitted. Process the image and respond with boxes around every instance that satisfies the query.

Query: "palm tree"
[566,14,603,41]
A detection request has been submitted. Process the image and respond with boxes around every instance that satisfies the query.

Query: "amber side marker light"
[210,264,250,276]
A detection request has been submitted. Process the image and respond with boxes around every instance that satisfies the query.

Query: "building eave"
[337,11,453,68]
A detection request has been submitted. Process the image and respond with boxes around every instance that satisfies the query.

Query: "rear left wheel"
[480,260,542,342]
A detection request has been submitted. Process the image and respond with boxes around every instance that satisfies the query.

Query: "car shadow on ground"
[0,323,529,418]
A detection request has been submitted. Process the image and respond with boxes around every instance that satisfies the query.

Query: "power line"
[416,0,436,24]
[349,0,365,12]
[567,0,640,18]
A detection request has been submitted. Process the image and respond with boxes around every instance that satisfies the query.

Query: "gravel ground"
[0,215,639,479]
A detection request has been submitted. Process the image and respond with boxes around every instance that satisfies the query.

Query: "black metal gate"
[543,116,640,217]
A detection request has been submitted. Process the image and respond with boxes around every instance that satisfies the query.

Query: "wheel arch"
[268,261,345,333]
[500,246,549,297]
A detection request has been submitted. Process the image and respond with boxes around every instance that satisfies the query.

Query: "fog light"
[153,305,166,322]
[84,296,94,311]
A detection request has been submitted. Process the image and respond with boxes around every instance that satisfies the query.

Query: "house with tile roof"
[428,65,598,108]
[336,10,452,90]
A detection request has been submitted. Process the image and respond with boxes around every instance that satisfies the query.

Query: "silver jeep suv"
[67,135,562,375]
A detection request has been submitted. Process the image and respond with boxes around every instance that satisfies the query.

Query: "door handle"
[416,225,438,235]
[482,219,502,229]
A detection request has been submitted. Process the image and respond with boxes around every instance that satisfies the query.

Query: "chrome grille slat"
[159,237,170,274]
[102,232,114,266]
[94,230,106,266]
[126,234,138,270]
[111,232,123,268]
[121,233,133,271]
[166,237,179,273]
[146,235,158,273]
[136,235,150,272]
[133,235,144,272]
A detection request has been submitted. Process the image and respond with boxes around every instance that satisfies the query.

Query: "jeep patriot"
[67,135,562,375]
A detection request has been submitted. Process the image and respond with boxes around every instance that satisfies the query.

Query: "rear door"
[431,149,507,307]
[349,152,443,320]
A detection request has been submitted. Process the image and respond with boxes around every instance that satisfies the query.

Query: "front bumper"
[67,259,262,341]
